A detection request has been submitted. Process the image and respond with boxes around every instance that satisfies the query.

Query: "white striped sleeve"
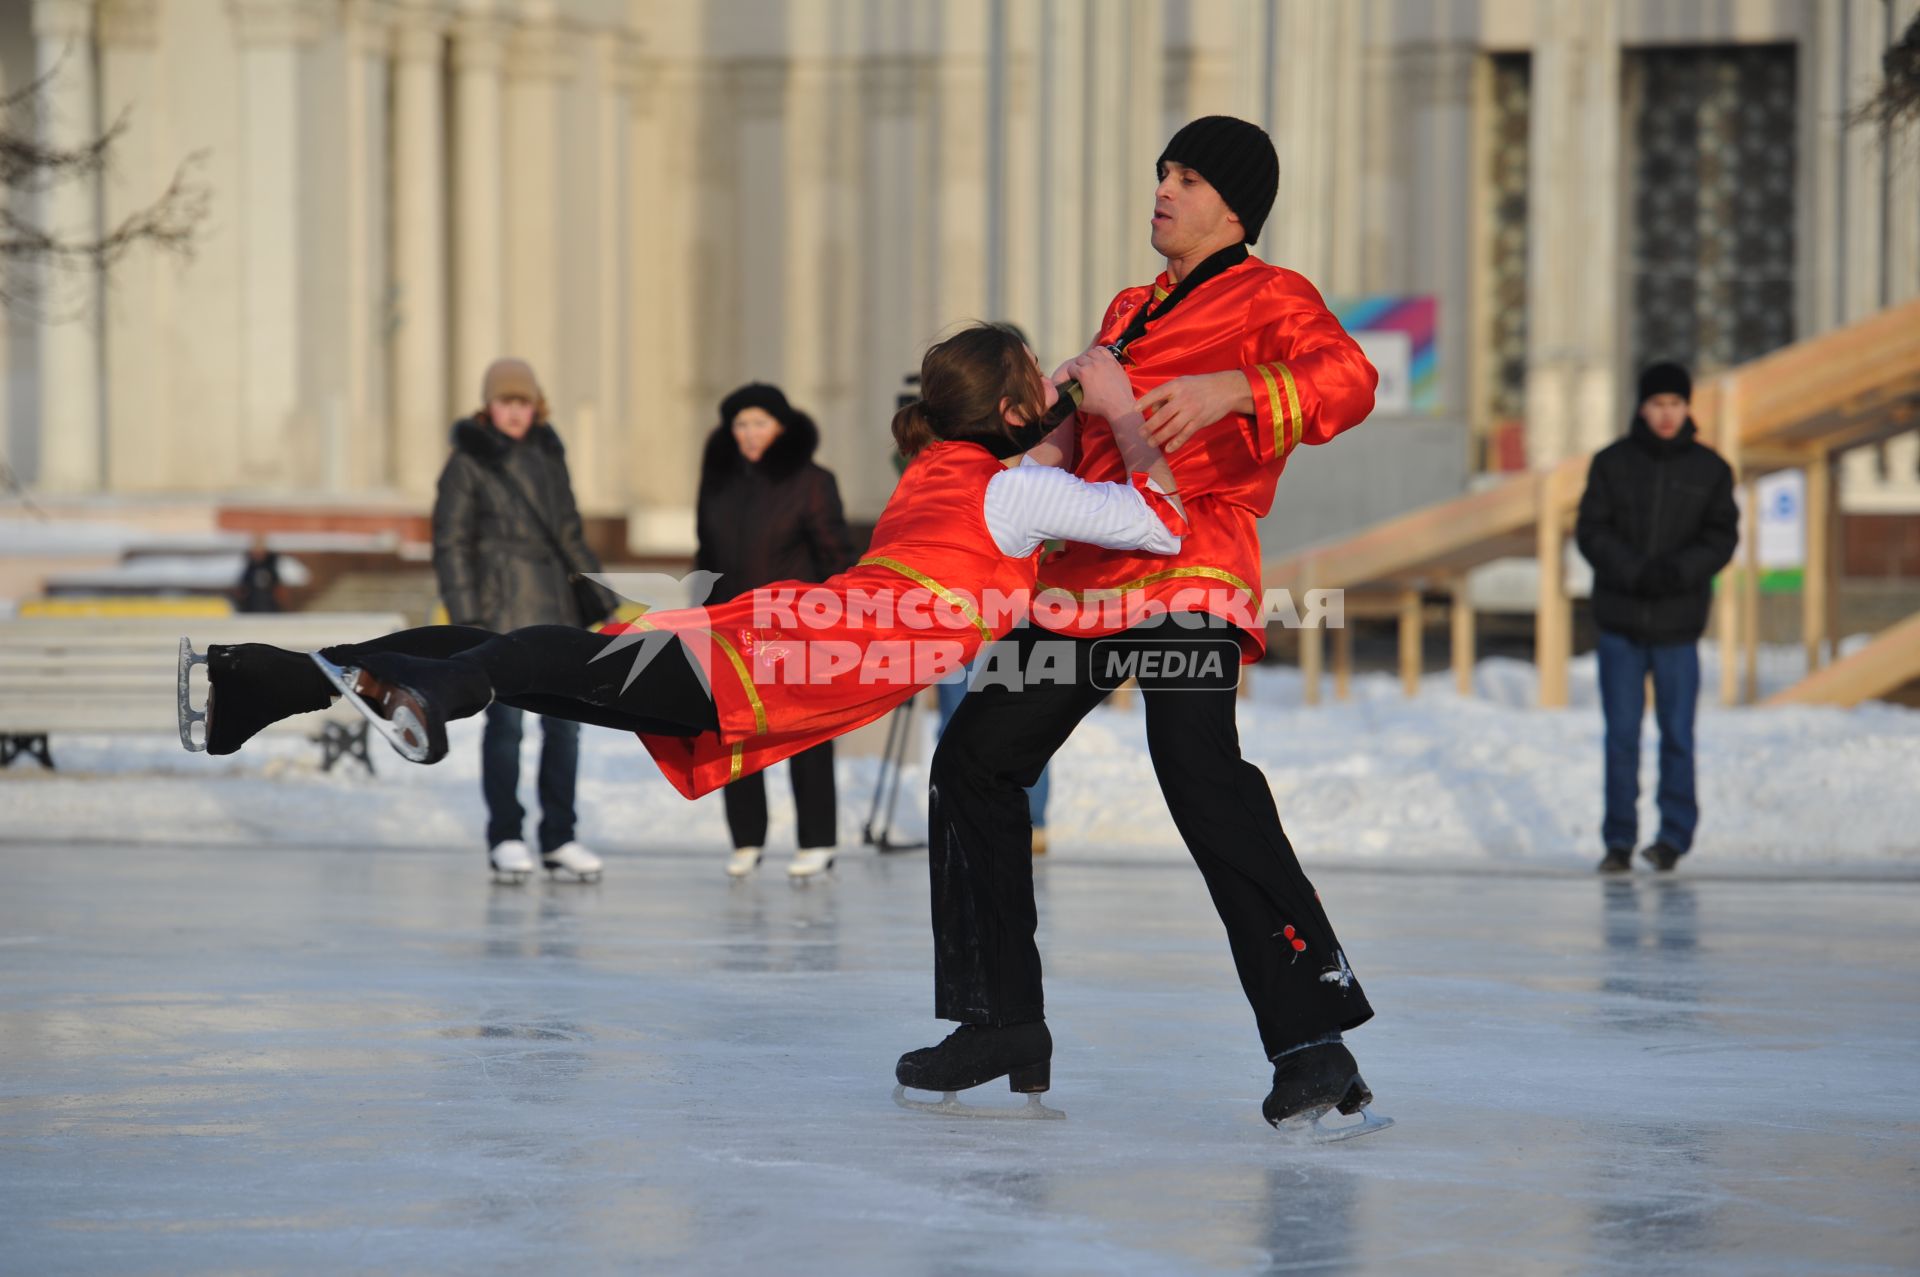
[982,465,1182,558]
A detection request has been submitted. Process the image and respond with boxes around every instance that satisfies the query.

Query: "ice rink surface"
[2,841,1916,1275]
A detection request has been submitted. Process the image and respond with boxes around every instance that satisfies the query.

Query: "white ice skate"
[489,839,536,884]
[725,846,763,878]
[542,841,603,882]
[786,848,835,879]
[308,651,437,763]
[891,1086,1066,1121]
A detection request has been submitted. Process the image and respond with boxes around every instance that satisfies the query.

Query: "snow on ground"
[4,644,1917,868]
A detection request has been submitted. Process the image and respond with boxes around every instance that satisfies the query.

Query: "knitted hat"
[1157,115,1280,245]
[1637,361,1692,405]
[718,382,796,428]
[481,357,541,404]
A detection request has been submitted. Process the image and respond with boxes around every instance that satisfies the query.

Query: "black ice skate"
[893,1022,1063,1120]
[308,649,491,764]
[1597,848,1633,874]
[1262,1041,1394,1144]
[177,639,336,755]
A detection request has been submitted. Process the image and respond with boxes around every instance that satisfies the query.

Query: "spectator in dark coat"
[1575,362,1740,875]
[696,383,855,879]
[432,357,617,883]
[234,534,285,613]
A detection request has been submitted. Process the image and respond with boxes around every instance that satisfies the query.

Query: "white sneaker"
[786,848,835,879]
[726,846,763,878]
[542,841,604,882]
[489,839,535,882]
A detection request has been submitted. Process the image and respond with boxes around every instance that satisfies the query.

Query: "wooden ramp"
[1264,296,1920,708]
[1763,611,1920,708]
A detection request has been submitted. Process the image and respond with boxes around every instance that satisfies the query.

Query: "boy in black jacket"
[1575,363,1739,874]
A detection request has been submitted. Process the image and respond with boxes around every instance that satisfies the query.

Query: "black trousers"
[723,741,837,850]
[337,624,718,737]
[927,614,1373,1059]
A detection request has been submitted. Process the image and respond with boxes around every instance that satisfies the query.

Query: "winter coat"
[694,408,855,605]
[1575,416,1740,645]
[431,417,615,632]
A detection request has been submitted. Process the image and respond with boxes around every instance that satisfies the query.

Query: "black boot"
[895,1022,1053,1094]
[1262,1041,1373,1127]
[317,648,494,765]
[1641,842,1683,872]
[205,644,336,755]
[1597,847,1633,874]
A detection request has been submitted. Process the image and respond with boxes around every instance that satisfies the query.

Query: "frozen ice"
[2,839,1915,1274]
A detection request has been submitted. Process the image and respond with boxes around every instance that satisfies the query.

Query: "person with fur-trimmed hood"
[432,356,615,883]
[696,383,856,879]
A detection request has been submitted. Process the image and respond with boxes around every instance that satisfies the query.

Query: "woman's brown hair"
[890,322,1047,460]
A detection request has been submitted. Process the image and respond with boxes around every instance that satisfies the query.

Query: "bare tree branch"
[0,65,210,314]
[1849,12,1920,133]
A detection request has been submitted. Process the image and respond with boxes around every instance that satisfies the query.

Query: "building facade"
[1,0,1915,547]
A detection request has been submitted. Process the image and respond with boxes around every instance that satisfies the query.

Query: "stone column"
[97,0,165,491]
[503,10,569,391]
[782,5,853,484]
[389,2,451,496]
[1037,0,1088,359]
[1084,3,1130,307]
[450,7,509,411]
[231,0,324,488]
[1524,0,1620,467]
[33,0,103,493]
[580,28,642,510]
[341,0,391,490]
[999,0,1043,342]
[934,0,991,326]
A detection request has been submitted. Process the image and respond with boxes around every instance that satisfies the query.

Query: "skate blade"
[491,870,532,885]
[892,1085,1065,1121]
[545,868,603,883]
[177,638,208,752]
[309,651,432,763]
[1275,1105,1395,1145]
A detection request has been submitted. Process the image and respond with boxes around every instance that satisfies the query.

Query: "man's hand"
[1135,370,1254,452]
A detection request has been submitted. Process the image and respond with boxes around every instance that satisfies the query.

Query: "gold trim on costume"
[705,629,767,734]
[1037,564,1256,602]
[729,743,744,782]
[1275,361,1303,453]
[857,556,995,642]
[1253,363,1287,457]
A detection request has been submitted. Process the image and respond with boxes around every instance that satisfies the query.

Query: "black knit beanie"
[1157,115,1280,245]
[1636,362,1692,405]
[718,382,796,428]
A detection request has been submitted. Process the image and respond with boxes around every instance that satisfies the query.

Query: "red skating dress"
[605,439,1183,799]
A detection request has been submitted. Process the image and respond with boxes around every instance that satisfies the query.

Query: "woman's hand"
[1063,346,1134,420]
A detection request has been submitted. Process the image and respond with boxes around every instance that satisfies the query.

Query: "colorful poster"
[1333,295,1437,413]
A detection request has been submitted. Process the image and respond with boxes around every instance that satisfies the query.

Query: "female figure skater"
[180,326,1184,878]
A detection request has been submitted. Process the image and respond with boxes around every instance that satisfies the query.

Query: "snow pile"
[2,646,1916,868]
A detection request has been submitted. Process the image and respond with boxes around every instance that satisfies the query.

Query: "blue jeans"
[936,669,1049,828]
[1595,630,1699,855]
[481,703,580,853]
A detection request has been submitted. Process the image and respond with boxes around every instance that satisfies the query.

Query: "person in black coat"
[696,383,855,879]
[432,357,617,883]
[1575,362,1739,875]
[234,534,285,613]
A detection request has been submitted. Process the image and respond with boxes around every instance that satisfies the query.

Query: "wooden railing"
[1263,296,1920,707]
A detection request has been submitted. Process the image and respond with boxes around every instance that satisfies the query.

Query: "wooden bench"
[0,612,406,772]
